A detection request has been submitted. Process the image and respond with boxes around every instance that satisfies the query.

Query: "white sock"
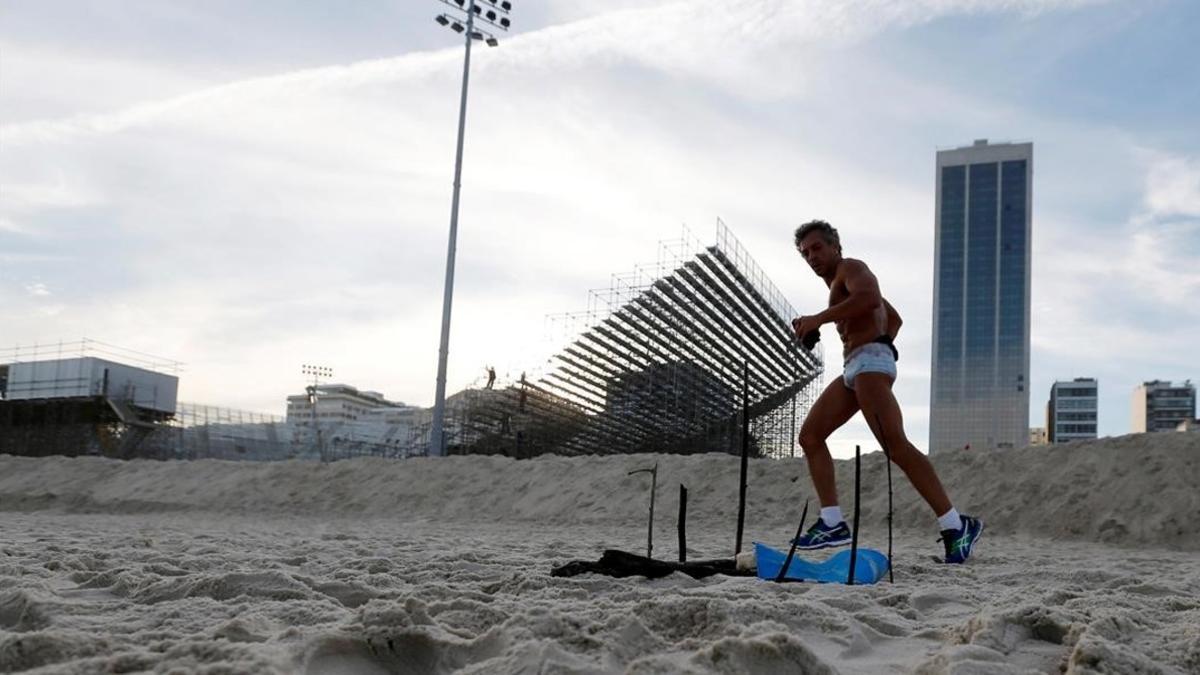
[937,507,962,531]
[820,506,843,527]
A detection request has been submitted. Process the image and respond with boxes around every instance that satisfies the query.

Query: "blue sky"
[2,0,1197,457]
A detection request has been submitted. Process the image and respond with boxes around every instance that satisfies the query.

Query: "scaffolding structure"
[166,403,297,461]
[441,220,823,458]
[0,340,176,459]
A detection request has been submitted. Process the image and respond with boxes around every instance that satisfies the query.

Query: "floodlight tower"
[302,364,333,461]
[429,0,513,457]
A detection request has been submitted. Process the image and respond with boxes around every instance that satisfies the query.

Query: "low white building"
[285,384,428,456]
[286,383,404,426]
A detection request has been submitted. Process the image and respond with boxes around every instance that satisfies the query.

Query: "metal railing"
[0,338,184,374]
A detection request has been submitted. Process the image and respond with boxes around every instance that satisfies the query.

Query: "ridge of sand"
[2,433,1197,549]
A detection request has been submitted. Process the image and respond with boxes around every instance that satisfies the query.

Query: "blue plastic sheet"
[754,542,889,585]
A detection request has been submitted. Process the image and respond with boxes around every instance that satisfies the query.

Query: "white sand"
[1,433,1198,673]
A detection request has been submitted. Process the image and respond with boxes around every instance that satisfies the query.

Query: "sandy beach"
[2,433,1198,673]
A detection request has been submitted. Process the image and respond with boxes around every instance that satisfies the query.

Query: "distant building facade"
[286,383,404,426]
[1028,427,1048,446]
[1047,378,1098,443]
[929,139,1033,452]
[1132,380,1196,433]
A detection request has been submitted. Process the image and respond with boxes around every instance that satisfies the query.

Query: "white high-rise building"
[930,140,1033,452]
[1047,378,1098,443]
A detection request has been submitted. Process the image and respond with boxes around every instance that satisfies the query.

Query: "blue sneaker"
[792,519,852,550]
[940,515,984,564]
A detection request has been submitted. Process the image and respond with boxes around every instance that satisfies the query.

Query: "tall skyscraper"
[930,139,1032,452]
[1047,378,1098,443]
[1132,380,1196,433]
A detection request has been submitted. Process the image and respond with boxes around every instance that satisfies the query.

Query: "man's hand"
[793,315,823,339]
[793,316,822,350]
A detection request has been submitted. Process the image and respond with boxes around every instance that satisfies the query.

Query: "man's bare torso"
[827,258,888,359]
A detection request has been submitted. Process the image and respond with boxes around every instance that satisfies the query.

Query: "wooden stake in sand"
[628,464,658,559]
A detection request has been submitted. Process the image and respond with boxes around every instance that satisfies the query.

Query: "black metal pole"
[790,390,797,458]
[735,361,750,555]
[886,449,894,582]
[628,464,658,559]
[648,464,657,559]
[678,484,688,563]
[775,498,809,582]
[847,445,862,585]
[873,413,895,583]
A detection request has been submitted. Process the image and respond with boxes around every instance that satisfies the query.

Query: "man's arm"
[882,297,902,339]
[815,260,882,325]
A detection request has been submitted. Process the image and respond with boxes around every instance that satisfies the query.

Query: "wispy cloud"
[23,282,51,297]
[1144,152,1200,217]
[3,177,104,211]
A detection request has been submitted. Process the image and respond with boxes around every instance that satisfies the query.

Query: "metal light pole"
[302,364,332,461]
[429,0,512,457]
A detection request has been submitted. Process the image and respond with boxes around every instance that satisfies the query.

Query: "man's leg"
[852,372,952,516]
[798,379,860,509]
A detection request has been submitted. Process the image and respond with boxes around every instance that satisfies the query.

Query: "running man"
[790,220,983,564]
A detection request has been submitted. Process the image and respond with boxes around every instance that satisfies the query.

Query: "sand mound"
[2,433,1197,549]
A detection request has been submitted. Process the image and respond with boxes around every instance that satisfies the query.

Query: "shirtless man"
[790,220,983,564]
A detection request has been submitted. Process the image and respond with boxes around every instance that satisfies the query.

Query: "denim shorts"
[842,343,897,389]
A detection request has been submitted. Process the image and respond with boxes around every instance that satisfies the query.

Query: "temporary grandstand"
[441,220,824,459]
